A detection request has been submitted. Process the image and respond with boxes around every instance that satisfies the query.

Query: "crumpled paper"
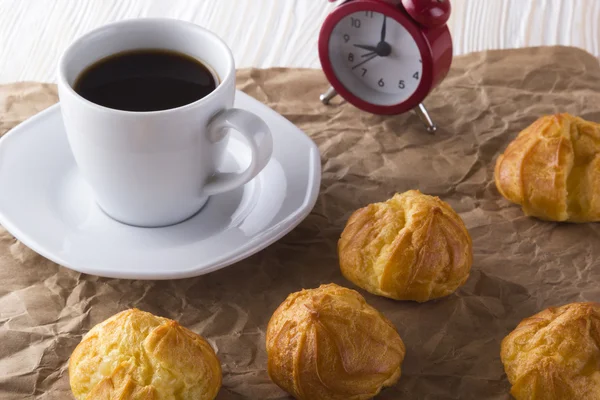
[2,46,600,399]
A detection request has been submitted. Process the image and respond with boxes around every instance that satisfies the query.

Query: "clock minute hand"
[380,15,387,42]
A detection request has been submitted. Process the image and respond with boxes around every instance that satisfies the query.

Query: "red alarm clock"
[318,0,453,132]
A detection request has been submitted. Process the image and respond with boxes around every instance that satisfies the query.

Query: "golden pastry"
[501,302,600,400]
[266,283,406,400]
[69,308,221,400]
[495,113,600,222]
[338,190,472,302]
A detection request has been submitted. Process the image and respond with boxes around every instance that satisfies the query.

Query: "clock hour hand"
[355,41,391,58]
[353,44,378,52]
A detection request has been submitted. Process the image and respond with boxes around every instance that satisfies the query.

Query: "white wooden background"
[0,0,599,84]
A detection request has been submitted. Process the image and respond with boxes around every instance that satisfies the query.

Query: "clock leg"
[414,103,437,133]
[319,87,338,105]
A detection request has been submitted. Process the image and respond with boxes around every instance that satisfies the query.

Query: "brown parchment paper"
[2,46,600,400]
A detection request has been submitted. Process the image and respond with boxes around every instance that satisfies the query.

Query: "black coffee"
[73,49,217,112]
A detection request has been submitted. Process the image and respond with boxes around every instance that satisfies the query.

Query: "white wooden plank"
[0,0,598,84]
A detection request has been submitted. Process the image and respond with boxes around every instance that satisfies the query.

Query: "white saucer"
[0,90,321,279]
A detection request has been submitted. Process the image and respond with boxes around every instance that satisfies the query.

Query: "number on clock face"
[328,11,423,106]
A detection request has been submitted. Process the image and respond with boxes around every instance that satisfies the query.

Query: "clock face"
[327,11,423,106]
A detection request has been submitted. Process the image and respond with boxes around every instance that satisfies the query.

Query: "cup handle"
[203,108,273,195]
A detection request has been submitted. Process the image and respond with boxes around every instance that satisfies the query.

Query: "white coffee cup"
[57,18,273,227]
